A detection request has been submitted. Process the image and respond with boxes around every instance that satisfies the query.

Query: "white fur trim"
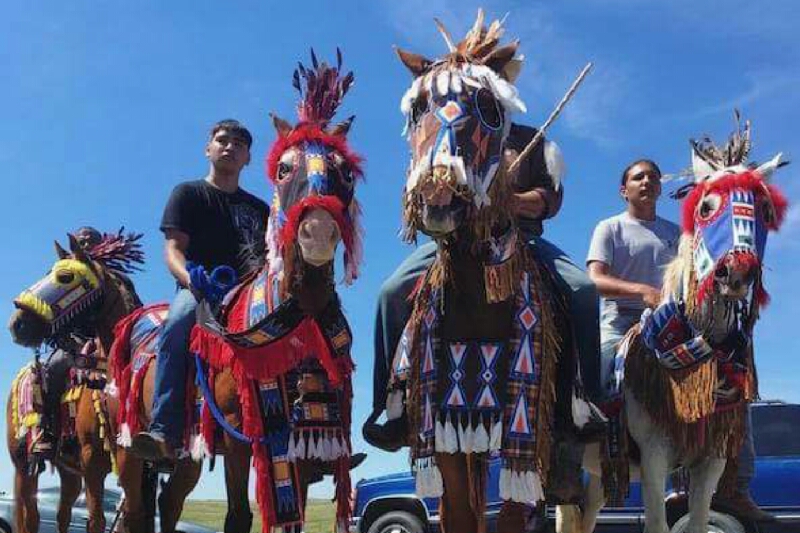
[434,416,446,452]
[500,468,544,503]
[189,434,210,462]
[572,393,591,429]
[117,423,132,447]
[415,457,444,498]
[544,140,566,191]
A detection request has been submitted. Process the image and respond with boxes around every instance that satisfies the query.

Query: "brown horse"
[113,50,365,533]
[7,231,143,533]
[386,11,575,533]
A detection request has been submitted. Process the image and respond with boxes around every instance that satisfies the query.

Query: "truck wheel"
[366,510,426,533]
[670,510,746,533]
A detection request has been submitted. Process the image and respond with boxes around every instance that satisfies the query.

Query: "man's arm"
[510,136,564,220]
[587,260,661,308]
[164,229,191,289]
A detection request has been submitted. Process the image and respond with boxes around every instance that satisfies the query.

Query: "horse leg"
[223,438,253,533]
[117,449,147,533]
[13,466,39,533]
[158,459,202,533]
[582,473,606,533]
[686,457,726,533]
[436,453,479,533]
[80,442,110,533]
[56,467,82,533]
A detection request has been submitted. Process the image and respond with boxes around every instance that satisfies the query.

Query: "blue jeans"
[149,288,198,446]
[372,235,601,413]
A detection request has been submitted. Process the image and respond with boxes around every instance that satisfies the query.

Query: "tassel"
[435,415,445,452]
[527,471,544,502]
[309,433,320,459]
[490,417,503,451]
[499,468,511,500]
[322,433,333,460]
[572,392,591,429]
[444,412,459,453]
[462,418,474,454]
[330,435,342,458]
[287,432,296,461]
[295,432,306,459]
[473,416,489,453]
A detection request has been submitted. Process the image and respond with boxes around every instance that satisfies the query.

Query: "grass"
[182,499,336,532]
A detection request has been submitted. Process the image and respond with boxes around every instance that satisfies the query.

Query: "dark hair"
[621,159,661,186]
[210,119,253,148]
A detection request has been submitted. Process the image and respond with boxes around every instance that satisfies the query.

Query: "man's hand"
[641,285,662,309]
[512,190,547,219]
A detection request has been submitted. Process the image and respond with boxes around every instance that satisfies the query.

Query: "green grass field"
[182,499,336,532]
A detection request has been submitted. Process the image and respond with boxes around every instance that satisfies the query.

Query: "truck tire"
[366,510,426,533]
[669,510,746,533]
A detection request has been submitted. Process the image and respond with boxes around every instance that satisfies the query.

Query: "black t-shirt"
[160,179,269,277]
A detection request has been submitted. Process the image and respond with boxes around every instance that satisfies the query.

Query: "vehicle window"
[752,404,800,457]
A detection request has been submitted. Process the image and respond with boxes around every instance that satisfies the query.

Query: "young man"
[587,160,771,521]
[369,123,602,434]
[131,119,269,461]
[586,159,680,396]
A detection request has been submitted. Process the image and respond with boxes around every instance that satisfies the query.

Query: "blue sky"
[1,0,798,502]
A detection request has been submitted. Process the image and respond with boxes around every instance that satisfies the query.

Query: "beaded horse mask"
[398,10,528,241]
[265,50,364,287]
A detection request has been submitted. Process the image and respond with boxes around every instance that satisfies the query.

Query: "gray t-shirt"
[587,211,681,333]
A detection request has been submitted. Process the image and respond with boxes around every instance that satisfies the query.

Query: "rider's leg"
[371,242,436,415]
[135,288,198,457]
[526,236,602,403]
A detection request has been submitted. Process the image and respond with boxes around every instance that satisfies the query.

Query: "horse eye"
[56,271,75,285]
[475,88,503,130]
[698,193,722,221]
[277,161,293,180]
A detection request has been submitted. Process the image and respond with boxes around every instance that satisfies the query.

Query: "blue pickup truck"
[350,401,800,533]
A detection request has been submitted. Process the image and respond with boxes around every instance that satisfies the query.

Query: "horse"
[7,230,144,533]
[385,11,579,533]
[556,117,789,533]
[112,50,364,533]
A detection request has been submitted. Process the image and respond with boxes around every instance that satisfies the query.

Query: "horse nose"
[299,210,339,243]
[717,253,757,288]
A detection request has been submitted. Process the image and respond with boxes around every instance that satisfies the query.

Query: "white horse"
[559,122,788,533]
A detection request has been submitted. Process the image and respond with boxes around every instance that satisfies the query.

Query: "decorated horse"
[7,228,144,533]
[111,50,363,533]
[384,11,585,533]
[556,116,789,533]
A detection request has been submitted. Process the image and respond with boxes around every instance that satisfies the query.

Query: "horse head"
[9,229,143,349]
[670,115,788,320]
[397,9,526,241]
[265,50,364,294]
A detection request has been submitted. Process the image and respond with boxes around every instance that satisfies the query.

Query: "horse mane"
[84,228,145,275]
[662,235,693,303]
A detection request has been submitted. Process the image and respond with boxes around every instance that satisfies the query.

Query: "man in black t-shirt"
[131,119,269,461]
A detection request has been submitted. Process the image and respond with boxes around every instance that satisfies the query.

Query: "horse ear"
[394,47,432,77]
[482,41,520,76]
[756,153,785,182]
[68,233,89,262]
[270,113,293,137]
[54,240,69,260]
[330,115,355,137]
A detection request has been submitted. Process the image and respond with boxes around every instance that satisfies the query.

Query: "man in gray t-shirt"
[586,159,680,396]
